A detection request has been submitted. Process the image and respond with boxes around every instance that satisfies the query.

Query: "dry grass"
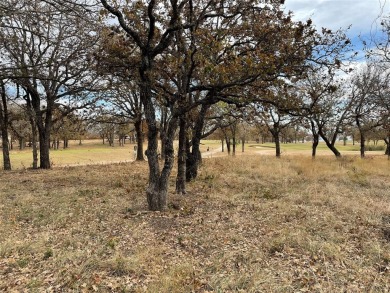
[1,155,390,292]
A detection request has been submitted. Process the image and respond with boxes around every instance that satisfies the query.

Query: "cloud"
[283,0,389,36]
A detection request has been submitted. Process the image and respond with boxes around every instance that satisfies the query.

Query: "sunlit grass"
[1,139,387,170]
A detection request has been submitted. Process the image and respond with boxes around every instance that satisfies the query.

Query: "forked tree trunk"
[145,112,178,210]
[319,130,341,157]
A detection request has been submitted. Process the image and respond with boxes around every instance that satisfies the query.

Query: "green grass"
[249,141,386,153]
[4,140,137,169]
[1,139,387,170]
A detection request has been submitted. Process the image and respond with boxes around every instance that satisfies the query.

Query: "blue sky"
[283,0,390,49]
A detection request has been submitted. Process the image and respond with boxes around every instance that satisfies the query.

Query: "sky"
[283,0,390,46]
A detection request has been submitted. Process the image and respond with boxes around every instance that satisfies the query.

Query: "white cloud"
[283,0,390,36]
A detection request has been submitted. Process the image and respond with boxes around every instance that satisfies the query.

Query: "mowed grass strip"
[1,139,387,170]
[0,155,390,292]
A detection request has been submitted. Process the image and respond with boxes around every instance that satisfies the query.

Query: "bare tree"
[0,0,101,168]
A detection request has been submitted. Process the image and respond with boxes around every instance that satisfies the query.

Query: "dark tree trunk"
[312,133,319,158]
[0,86,11,170]
[145,106,178,210]
[241,138,245,152]
[186,104,210,182]
[29,89,53,169]
[160,132,166,160]
[37,123,52,169]
[141,49,179,210]
[19,137,25,150]
[356,118,365,158]
[31,133,38,169]
[232,136,236,156]
[221,139,224,152]
[134,118,144,161]
[226,137,231,155]
[0,130,11,171]
[26,94,38,169]
[319,130,341,157]
[273,131,281,157]
[385,137,390,158]
[359,133,365,158]
[185,137,198,183]
[176,115,187,194]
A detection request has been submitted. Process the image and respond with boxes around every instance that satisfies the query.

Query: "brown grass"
[1,155,390,292]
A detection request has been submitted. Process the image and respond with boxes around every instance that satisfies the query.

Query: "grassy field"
[1,154,390,292]
[1,139,387,169]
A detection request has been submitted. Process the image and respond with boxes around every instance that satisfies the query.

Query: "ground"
[1,152,390,292]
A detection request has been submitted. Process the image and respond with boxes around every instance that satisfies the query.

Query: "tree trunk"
[274,132,281,157]
[186,104,209,182]
[0,81,11,170]
[26,93,38,169]
[134,118,144,161]
[145,106,178,210]
[37,125,52,169]
[19,137,26,150]
[359,132,365,158]
[355,116,365,158]
[242,138,245,152]
[232,136,236,156]
[226,137,231,155]
[312,133,319,158]
[0,129,11,171]
[160,131,166,160]
[176,115,187,194]
[0,113,11,170]
[141,48,179,210]
[319,130,341,157]
[29,89,53,169]
[221,139,224,152]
